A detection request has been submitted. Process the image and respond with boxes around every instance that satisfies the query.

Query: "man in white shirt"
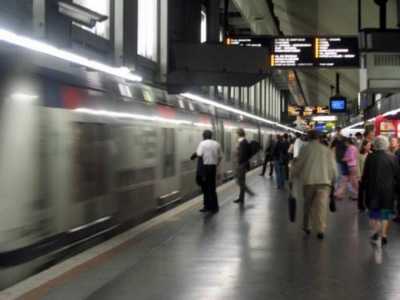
[192,130,222,213]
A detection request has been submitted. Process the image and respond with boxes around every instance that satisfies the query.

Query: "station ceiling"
[228,0,399,106]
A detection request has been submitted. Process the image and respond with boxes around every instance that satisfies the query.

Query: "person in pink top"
[335,138,359,200]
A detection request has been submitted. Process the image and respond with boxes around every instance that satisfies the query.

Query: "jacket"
[291,140,338,186]
[361,150,400,210]
[237,138,250,166]
[273,140,290,163]
[356,153,368,178]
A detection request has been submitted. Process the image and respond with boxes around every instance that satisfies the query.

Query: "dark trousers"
[261,155,273,176]
[237,165,254,202]
[274,161,285,189]
[203,165,219,211]
[357,181,365,211]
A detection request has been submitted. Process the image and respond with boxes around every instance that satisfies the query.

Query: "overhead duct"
[230,0,279,35]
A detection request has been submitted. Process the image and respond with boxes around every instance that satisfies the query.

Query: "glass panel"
[73,0,110,39]
[138,0,159,62]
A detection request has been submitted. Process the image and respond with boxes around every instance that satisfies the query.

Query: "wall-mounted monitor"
[330,97,347,113]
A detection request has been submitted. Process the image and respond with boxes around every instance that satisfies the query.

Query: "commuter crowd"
[192,126,400,248]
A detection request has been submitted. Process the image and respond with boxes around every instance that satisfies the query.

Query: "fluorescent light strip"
[11,93,39,101]
[193,122,212,128]
[383,108,400,117]
[312,115,337,122]
[0,29,142,82]
[344,107,400,130]
[343,121,364,130]
[75,108,192,125]
[182,93,302,134]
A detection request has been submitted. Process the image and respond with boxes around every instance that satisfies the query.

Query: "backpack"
[248,140,261,159]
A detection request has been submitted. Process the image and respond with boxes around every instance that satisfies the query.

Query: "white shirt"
[293,138,306,159]
[196,139,222,165]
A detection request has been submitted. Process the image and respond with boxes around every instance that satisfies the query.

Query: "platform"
[2,169,400,300]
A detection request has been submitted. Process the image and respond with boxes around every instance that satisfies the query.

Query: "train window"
[72,123,109,202]
[140,127,157,160]
[138,0,159,62]
[72,0,110,40]
[162,128,176,178]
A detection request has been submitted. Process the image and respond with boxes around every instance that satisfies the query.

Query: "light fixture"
[193,123,212,128]
[343,108,400,131]
[11,93,38,102]
[58,1,108,28]
[75,108,192,125]
[312,115,338,122]
[181,93,302,134]
[118,83,132,99]
[343,121,364,130]
[383,108,400,117]
[0,29,142,82]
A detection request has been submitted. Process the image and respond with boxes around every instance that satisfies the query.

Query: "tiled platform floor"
[12,172,400,300]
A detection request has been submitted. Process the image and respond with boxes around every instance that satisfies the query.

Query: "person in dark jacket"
[260,134,275,177]
[362,135,400,247]
[234,128,255,204]
[273,134,290,189]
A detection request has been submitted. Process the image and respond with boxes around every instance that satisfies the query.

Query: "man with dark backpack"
[234,128,256,204]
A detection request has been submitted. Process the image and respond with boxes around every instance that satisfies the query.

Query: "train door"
[157,126,181,208]
[176,126,202,198]
[113,123,158,221]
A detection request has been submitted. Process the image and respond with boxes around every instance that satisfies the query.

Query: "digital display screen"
[271,37,359,68]
[226,36,359,68]
[225,37,270,48]
[288,105,330,117]
[271,38,314,67]
[315,123,326,132]
[330,97,347,113]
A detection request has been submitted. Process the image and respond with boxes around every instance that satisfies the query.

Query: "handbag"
[288,194,297,222]
[329,186,337,212]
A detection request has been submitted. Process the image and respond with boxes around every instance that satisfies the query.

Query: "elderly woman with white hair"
[361,135,400,247]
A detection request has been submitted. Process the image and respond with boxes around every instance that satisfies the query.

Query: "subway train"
[0,73,286,289]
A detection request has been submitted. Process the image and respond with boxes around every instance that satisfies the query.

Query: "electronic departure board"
[271,38,314,67]
[270,37,359,68]
[226,36,359,68]
[225,37,270,48]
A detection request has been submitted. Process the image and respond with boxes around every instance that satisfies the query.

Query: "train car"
[0,72,288,289]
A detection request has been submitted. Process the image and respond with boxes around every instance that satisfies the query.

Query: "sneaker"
[370,233,381,247]
[317,232,324,240]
